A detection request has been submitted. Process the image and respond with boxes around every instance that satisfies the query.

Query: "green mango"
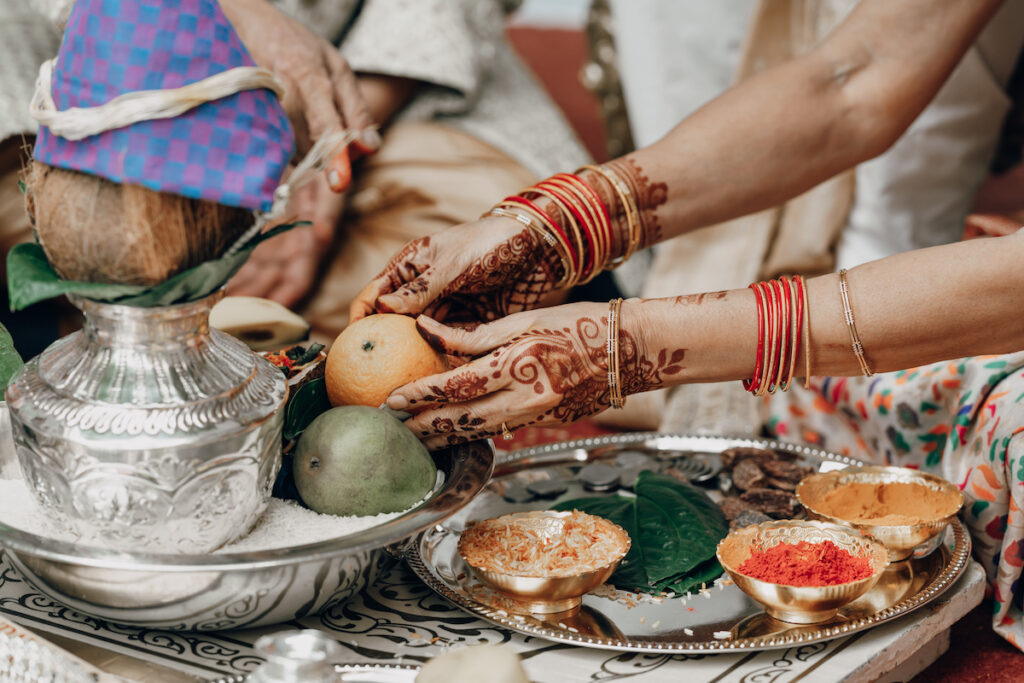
[293,406,436,516]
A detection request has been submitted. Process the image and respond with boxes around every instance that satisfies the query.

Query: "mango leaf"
[552,470,728,595]
[283,378,332,442]
[0,322,23,394]
[7,221,308,311]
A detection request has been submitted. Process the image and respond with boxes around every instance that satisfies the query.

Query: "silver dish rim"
[0,440,494,573]
[408,431,972,653]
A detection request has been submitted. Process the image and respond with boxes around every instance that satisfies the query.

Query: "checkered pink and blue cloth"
[33,0,294,212]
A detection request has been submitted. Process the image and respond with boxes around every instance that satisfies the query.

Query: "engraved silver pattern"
[4,293,288,553]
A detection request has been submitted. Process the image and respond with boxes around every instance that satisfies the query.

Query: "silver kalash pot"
[4,291,287,553]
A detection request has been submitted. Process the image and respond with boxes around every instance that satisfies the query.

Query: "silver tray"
[0,405,493,631]
[407,433,971,653]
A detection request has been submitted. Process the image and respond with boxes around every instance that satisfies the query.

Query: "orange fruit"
[325,314,448,407]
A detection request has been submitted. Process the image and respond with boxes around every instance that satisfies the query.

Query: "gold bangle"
[526,186,587,287]
[601,161,644,261]
[838,269,873,377]
[607,297,626,408]
[579,164,639,267]
[553,173,611,271]
[494,200,576,289]
[799,274,812,388]
[536,180,602,284]
[546,176,607,278]
[488,207,556,247]
[779,277,800,392]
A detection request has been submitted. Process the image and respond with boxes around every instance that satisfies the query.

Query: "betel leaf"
[282,377,332,442]
[553,470,728,594]
[0,322,24,394]
[633,472,729,582]
[653,556,723,595]
[6,221,308,311]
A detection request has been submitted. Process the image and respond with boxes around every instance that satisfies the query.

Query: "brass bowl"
[458,511,630,614]
[717,520,889,624]
[796,466,964,561]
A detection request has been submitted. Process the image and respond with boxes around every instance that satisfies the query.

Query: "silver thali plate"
[407,433,971,653]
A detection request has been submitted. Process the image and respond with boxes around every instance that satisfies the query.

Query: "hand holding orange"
[325,313,448,407]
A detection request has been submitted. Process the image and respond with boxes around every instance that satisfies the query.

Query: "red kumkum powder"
[737,540,874,586]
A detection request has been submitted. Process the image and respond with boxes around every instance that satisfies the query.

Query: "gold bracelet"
[779,277,800,392]
[798,274,812,389]
[579,164,640,267]
[526,186,587,286]
[494,200,576,289]
[837,269,873,377]
[487,207,556,247]
[607,297,626,408]
[546,176,607,278]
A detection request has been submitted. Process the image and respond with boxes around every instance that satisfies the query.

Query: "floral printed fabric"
[767,351,1024,650]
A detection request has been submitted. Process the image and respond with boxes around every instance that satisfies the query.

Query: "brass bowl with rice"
[796,465,963,561]
[457,510,631,614]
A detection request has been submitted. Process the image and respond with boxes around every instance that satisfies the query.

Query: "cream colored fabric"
[0,3,60,143]
[299,121,538,341]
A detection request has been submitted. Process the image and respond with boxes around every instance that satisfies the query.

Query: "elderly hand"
[350,216,564,326]
[384,302,686,450]
[220,0,380,192]
[226,173,343,306]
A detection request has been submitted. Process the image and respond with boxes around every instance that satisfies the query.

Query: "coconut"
[23,161,255,285]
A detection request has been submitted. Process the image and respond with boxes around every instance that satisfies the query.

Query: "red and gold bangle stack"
[744,275,811,396]
[485,164,641,289]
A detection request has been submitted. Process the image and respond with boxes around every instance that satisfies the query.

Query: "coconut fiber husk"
[24,161,255,286]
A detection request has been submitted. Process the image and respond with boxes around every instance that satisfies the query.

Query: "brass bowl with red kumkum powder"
[457,510,631,614]
[717,520,889,624]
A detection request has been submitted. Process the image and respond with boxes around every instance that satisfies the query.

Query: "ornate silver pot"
[0,405,495,631]
[4,292,287,554]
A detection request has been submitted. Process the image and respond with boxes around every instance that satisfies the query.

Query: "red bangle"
[555,173,614,260]
[502,195,578,272]
[536,181,596,280]
[777,278,793,391]
[768,279,788,394]
[744,282,766,394]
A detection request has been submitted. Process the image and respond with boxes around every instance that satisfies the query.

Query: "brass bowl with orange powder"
[796,466,964,561]
[457,510,631,614]
[717,520,889,624]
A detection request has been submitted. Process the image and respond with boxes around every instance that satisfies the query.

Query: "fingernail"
[387,395,409,411]
[327,169,341,190]
[360,128,382,151]
[416,316,446,352]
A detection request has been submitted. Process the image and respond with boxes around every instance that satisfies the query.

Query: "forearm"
[586,0,1004,256]
[623,230,1024,390]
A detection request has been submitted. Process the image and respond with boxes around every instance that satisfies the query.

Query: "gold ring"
[500,422,514,440]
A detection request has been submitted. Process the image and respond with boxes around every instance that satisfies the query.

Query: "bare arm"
[389,228,1024,446]
[611,0,1006,250]
[630,228,1024,387]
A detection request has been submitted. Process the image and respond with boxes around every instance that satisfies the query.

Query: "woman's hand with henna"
[349,216,564,325]
[385,301,688,450]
